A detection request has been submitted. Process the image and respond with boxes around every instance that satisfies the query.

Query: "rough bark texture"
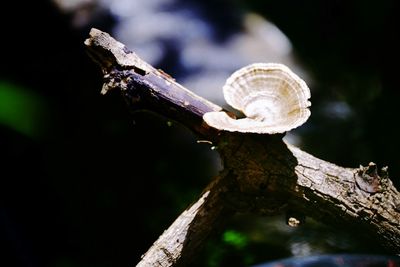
[136,174,235,267]
[84,28,400,266]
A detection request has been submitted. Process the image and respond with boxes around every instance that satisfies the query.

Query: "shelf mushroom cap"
[203,63,311,134]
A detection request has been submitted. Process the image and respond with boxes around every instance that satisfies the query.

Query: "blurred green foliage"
[223,229,248,249]
[0,81,47,139]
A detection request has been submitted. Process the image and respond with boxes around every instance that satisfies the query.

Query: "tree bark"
[84,28,400,266]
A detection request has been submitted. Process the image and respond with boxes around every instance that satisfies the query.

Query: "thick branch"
[290,145,400,249]
[137,174,235,267]
[84,29,400,265]
[84,28,221,139]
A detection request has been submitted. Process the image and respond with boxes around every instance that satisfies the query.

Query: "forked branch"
[85,28,400,266]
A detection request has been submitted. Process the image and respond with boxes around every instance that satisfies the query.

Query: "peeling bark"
[84,28,400,266]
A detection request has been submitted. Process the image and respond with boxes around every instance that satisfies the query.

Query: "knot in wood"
[354,162,388,194]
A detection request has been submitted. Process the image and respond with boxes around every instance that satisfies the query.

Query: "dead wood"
[84,28,400,266]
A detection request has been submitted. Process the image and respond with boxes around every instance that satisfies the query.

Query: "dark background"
[1,1,399,266]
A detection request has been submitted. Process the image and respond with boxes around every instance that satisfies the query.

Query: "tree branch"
[84,28,400,266]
